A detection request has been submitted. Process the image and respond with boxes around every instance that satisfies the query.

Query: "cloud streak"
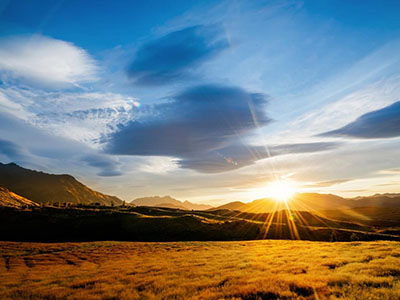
[81,155,122,177]
[127,25,228,85]
[178,142,342,173]
[319,101,400,139]
[302,179,351,188]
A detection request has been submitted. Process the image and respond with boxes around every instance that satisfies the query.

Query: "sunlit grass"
[1,240,400,299]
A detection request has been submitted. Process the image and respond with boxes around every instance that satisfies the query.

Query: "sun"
[265,179,297,202]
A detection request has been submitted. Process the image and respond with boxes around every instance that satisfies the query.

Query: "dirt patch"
[289,284,314,297]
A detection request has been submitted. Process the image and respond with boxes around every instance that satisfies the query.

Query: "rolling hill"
[212,193,352,213]
[131,195,213,210]
[212,193,400,213]
[0,204,397,242]
[0,186,39,208]
[0,162,122,205]
[321,206,400,227]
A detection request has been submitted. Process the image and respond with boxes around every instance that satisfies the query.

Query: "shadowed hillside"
[0,205,398,243]
[0,163,122,205]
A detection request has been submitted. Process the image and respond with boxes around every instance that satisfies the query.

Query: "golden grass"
[1,240,400,299]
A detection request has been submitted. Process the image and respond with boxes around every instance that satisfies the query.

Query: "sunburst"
[265,179,297,203]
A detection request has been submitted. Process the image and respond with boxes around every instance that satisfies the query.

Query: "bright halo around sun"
[265,179,297,203]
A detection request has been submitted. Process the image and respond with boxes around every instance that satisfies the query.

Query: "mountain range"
[0,162,122,205]
[0,162,399,212]
[131,196,213,210]
[211,192,400,213]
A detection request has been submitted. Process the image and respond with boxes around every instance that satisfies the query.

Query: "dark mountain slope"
[0,162,122,205]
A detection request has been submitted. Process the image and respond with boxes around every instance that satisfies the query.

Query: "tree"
[350,233,360,241]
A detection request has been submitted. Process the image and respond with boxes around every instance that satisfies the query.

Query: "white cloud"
[138,156,179,174]
[0,90,33,120]
[0,86,143,146]
[0,35,98,86]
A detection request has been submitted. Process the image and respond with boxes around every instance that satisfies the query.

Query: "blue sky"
[0,0,399,204]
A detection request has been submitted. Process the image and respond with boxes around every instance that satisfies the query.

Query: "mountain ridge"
[211,192,400,213]
[131,195,213,210]
[0,162,122,205]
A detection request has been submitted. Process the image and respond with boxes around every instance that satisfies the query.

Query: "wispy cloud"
[0,87,141,145]
[0,35,98,87]
[319,101,400,139]
[302,179,351,188]
[378,168,400,175]
[178,142,341,173]
[127,25,228,85]
[279,75,400,141]
[81,154,122,177]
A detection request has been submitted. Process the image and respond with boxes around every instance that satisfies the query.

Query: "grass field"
[1,240,400,300]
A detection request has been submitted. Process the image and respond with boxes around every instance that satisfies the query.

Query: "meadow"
[1,240,400,300]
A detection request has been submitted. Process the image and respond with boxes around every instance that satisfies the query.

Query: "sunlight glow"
[265,179,297,202]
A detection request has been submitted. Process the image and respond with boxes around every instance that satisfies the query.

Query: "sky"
[0,0,399,205]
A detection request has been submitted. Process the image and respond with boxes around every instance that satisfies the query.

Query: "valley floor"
[0,240,400,300]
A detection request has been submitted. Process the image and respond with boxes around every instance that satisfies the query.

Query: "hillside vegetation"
[0,187,39,208]
[1,240,399,300]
